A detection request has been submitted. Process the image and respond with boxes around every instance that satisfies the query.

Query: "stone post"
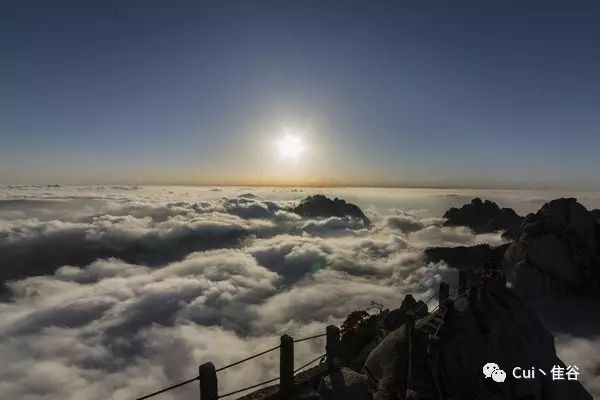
[326,325,341,372]
[279,334,294,400]
[444,299,454,314]
[405,311,415,391]
[199,362,218,400]
[468,283,477,308]
[458,270,467,295]
[401,294,416,311]
[439,281,449,309]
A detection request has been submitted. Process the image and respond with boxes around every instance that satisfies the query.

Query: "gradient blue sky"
[2,0,600,188]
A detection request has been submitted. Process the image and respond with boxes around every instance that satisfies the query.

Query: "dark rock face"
[425,243,510,270]
[292,195,371,228]
[504,198,600,293]
[363,288,592,400]
[239,279,594,400]
[443,198,524,239]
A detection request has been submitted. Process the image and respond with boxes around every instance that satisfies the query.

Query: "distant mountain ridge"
[432,197,600,294]
[443,197,524,239]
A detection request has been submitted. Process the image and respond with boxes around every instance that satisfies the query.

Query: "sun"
[276,131,307,161]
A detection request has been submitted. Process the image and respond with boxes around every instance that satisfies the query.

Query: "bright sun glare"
[276,131,307,161]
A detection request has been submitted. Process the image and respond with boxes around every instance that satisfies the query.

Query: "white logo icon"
[483,363,499,378]
[492,369,507,383]
[483,362,506,383]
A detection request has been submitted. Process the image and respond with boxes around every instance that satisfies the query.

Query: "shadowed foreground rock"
[239,273,592,400]
[362,282,591,400]
[292,195,372,228]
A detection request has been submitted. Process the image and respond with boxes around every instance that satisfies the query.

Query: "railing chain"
[293,332,327,343]
[294,352,327,374]
[135,376,199,400]
[217,376,280,398]
[215,344,281,372]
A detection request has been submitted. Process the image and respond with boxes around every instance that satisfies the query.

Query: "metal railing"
[135,286,451,400]
[135,326,338,400]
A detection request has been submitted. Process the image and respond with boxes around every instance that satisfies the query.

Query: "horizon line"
[1,181,598,192]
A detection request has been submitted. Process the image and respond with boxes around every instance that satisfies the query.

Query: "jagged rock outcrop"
[239,276,593,400]
[503,198,600,293]
[363,285,592,400]
[293,195,371,228]
[425,243,510,270]
[444,198,523,239]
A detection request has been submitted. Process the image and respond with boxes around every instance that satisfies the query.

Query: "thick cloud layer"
[555,335,600,397]
[0,186,598,399]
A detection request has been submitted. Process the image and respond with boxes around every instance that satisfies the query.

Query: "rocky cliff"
[503,198,600,294]
[430,197,600,296]
[240,274,592,400]
[360,280,591,400]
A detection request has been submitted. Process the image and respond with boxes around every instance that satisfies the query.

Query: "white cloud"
[0,186,585,399]
[555,335,600,398]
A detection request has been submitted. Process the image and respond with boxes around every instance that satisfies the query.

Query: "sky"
[2,0,600,188]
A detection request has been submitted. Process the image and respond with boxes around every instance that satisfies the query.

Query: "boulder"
[292,195,371,228]
[443,198,523,239]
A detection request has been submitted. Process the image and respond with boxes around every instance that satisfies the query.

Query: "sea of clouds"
[1,185,599,399]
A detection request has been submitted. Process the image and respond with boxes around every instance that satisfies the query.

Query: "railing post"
[405,311,415,339]
[458,270,467,294]
[326,325,341,372]
[438,281,449,309]
[199,362,218,400]
[499,272,507,287]
[468,283,477,308]
[401,293,416,311]
[480,279,488,300]
[445,299,454,315]
[405,311,415,391]
[279,334,294,400]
